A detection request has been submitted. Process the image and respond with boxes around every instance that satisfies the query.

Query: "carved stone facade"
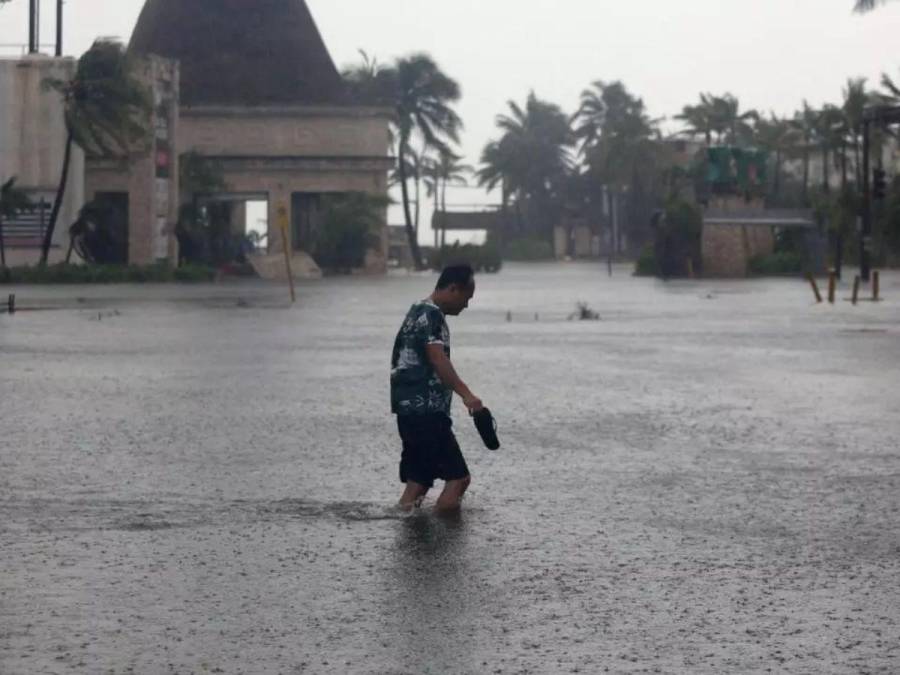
[702,222,775,277]
[84,55,180,265]
[114,0,394,275]
[178,105,392,272]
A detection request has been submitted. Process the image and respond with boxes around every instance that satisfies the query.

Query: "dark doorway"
[291,193,322,252]
[91,192,130,264]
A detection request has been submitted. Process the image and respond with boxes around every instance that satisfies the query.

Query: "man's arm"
[426,344,483,413]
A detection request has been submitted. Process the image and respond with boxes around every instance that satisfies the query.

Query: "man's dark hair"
[435,264,474,290]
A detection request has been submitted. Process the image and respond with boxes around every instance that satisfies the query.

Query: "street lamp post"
[56,0,63,56]
[861,119,871,282]
[28,0,39,53]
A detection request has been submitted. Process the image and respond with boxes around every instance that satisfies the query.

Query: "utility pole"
[28,0,39,53]
[860,119,871,283]
[55,0,63,57]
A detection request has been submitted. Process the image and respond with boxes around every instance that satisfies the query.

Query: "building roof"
[703,208,817,228]
[129,0,349,107]
[432,210,505,232]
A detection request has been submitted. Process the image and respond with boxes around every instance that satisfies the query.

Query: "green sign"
[706,147,768,193]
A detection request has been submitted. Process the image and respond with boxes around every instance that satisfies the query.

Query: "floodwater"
[2,263,899,674]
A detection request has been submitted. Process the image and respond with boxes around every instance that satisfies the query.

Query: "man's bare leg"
[399,481,429,511]
[434,476,471,513]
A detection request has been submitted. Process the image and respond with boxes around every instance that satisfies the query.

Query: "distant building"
[2,0,393,274]
[702,198,823,277]
[123,0,393,274]
[387,225,414,269]
[0,56,84,266]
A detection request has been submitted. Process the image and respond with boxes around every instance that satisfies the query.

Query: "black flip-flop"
[472,407,500,451]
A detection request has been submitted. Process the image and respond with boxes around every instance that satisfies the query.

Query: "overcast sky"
[1,0,898,228]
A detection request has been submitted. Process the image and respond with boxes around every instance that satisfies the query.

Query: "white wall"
[0,55,84,264]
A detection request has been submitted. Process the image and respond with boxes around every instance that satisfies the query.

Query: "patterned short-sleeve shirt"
[390,299,451,415]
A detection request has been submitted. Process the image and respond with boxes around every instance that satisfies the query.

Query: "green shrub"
[173,264,217,282]
[634,245,659,276]
[312,193,386,272]
[748,252,803,276]
[503,237,554,261]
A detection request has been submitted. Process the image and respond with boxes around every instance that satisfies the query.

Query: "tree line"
[345,48,900,268]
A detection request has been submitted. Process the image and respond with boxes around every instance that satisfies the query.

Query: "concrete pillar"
[231,201,247,235]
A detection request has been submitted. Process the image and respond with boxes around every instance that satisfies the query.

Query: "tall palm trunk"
[397,141,424,270]
[431,167,439,249]
[440,177,447,248]
[607,189,617,256]
[821,145,830,194]
[514,193,524,234]
[413,169,421,239]
[802,144,810,205]
[773,150,782,204]
[840,140,848,192]
[41,130,74,266]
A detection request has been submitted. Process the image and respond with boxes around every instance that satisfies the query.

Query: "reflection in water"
[385,510,475,670]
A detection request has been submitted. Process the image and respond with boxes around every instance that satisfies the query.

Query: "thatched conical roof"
[129,0,349,106]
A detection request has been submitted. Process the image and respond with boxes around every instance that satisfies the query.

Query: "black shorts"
[397,413,470,489]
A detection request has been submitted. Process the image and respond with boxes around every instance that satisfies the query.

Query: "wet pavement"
[2,263,899,674]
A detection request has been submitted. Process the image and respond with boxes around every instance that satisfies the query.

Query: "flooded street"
[2,263,899,674]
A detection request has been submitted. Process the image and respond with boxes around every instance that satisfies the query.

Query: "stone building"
[118,0,394,273]
[702,199,821,277]
[83,55,180,265]
[2,0,393,273]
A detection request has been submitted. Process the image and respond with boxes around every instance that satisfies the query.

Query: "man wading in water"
[391,265,484,512]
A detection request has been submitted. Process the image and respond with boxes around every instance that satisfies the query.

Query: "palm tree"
[853,0,893,11]
[573,81,662,251]
[842,78,869,187]
[708,94,759,147]
[880,69,900,104]
[793,102,818,204]
[814,105,845,194]
[482,92,574,239]
[41,39,150,265]
[476,138,517,230]
[1,177,34,269]
[393,54,462,270]
[755,115,799,203]
[390,146,428,238]
[342,50,395,108]
[425,150,472,247]
[675,95,716,146]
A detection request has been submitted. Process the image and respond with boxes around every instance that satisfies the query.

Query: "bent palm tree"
[707,94,758,147]
[573,81,663,251]
[393,54,462,270]
[881,70,900,104]
[675,94,719,146]
[425,150,472,247]
[491,93,574,238]
[476,138,517,226]
[41,39,150,265]
[853,0,893,11]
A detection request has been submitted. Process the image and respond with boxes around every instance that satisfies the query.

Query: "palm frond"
[853,0,891,12]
